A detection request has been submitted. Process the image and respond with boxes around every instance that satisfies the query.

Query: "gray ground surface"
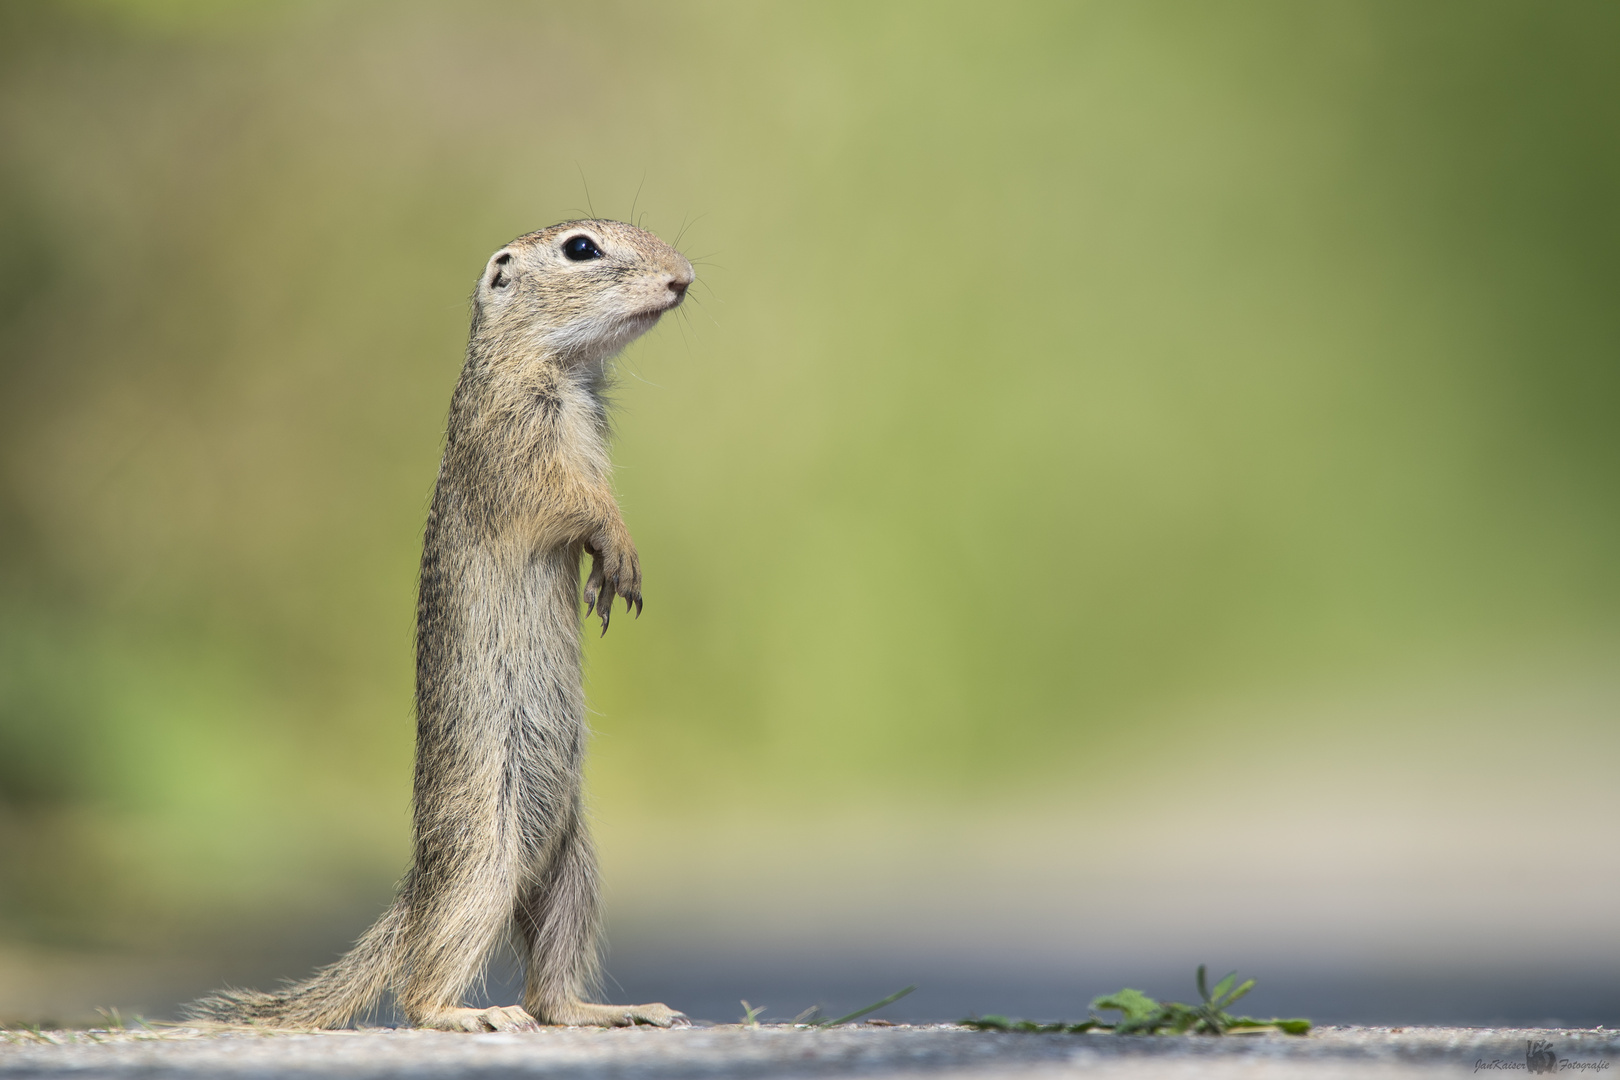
[1,1024,1615,1079]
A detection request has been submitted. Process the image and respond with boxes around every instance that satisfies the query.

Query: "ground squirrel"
[186,220,694,1031]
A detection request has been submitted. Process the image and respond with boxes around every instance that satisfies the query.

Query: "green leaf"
[1227,1016,1314,1036]
[1196,964,1209,1002]
[1163,1004,1202,1034]
[1221,978,1256,1010]
[1089,988,1160,1024]
[1209,972,1237,1003]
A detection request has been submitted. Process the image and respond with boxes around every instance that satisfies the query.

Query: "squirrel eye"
[562,235,604,261]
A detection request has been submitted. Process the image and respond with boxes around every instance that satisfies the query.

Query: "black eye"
[562,234,604,261]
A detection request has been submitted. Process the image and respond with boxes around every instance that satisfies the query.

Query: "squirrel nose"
[668,279,689,301]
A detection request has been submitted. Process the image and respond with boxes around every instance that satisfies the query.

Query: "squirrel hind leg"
[515,813,686,1027]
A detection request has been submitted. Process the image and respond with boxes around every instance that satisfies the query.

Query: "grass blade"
[818,985,917,1027]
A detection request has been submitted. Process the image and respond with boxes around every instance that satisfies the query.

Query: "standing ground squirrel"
[185,220,695,1031]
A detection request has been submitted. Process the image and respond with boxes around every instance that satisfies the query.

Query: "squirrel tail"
[183,895,408,1029]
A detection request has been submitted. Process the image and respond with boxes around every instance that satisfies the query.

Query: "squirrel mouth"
[631,300,681,320]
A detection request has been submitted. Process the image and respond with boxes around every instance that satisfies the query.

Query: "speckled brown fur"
[185,221,694,1031]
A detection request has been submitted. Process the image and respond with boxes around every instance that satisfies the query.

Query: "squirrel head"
[472,219,694,368]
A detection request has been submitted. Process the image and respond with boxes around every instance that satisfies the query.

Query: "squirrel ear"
[487,250,515,291]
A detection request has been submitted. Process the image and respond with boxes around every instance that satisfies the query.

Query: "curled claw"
[584,549,605,617]
[597,579,617,636]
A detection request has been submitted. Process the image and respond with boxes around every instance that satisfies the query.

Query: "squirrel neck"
[433,338,614,549]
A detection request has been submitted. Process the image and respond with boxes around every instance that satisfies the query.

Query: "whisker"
[575,162,597,218]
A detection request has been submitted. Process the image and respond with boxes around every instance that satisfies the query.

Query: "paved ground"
[1,1024,1616,1079]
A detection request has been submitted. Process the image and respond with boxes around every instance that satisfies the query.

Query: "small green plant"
[960,965,1311,1037]
[739,1000,766,1027]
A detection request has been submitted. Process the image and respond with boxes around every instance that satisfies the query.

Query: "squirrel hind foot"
[414,1005,542,1032]
[531,1000,687,1028]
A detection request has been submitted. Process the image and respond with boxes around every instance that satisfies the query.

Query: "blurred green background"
[1,0,1617,1023]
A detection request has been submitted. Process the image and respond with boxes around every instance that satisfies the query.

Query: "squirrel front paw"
[584,530,641,634]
